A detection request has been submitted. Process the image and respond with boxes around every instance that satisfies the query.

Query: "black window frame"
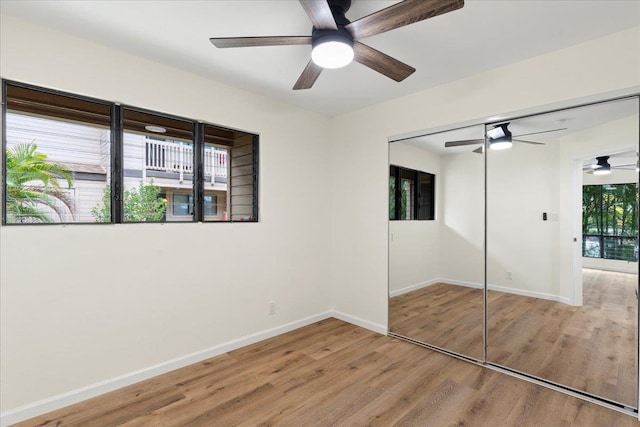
[389,164,435,221]
[1,79,259,225]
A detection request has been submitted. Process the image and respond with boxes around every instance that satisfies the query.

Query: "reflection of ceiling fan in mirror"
[583,155,638,175]
[444,122,567,153]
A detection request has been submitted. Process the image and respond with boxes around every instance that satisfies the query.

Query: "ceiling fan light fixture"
[593,167,611,176]
[593,156,612,175]
[486,125,506,140]
[488,123,512,150]
[490,140,513,151]
[311,30,354,69]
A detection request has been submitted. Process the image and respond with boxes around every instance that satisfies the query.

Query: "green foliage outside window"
[582,183,638,261]
[389,176,409,220]
[5,142,73,223]
[92,180,167,222]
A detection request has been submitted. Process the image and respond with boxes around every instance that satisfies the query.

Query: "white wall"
[0,14,332,413]
[388,142,440,293]
[439,151,484,285]
[486,135,563,298]
[329,27,640,328]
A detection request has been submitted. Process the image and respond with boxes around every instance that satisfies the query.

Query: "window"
[4,84,112,224]
[204,194,218,217]
[389,165,435,220]
[170,193,217,217]
[2,80,259,225]
[582,183,638,261]
[172,194,192,216]
[122,107,194,223]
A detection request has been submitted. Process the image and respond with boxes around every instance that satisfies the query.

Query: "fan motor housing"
[328,0,352,26]
[312,27,354,50]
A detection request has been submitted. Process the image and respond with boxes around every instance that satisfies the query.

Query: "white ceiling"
[1,0,639,116]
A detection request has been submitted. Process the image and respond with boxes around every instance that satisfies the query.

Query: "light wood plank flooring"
[14,318,637,426]
[389,283,484,360]
[488,268,638,407]
[389,269,638,408]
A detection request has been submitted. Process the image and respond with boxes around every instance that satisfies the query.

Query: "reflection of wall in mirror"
[389,142,440,294]
[487,110,638,305]
[389,141,484,296]
[439,151,484,287]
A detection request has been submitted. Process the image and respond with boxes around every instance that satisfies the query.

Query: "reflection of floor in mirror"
[487,268,637,408]
[389,283,485,360]
[389,269,638,408]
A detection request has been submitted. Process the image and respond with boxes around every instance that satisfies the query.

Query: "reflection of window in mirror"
[582,183,638,261]
[389,165,435,220]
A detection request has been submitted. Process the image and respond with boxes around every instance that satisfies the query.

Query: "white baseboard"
[330,310,387,335]
[444,278,571,305]
[1,311,344,427]
[389,279,439,297]
[487,284,571,305]
[392,278,570,305]
[582,262,638,275]
[439,278,483,289]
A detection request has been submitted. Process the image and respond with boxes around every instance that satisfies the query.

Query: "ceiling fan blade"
[513,127,567,138]
[445,139,484,148]
[612,163,637,169]
[513,139,545,145]
[299,0,337,30]
[345,0,464,39]
[473,146,484,154]
[353,42,415,82]
[210,36,312,48]
[293,60,323,90]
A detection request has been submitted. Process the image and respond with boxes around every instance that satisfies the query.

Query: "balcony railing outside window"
[145,138,227,182]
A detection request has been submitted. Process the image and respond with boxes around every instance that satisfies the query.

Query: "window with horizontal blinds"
[2,80,259,225]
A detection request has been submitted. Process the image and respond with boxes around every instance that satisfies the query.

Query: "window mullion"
[252,135,259,221]
[194,122,204,222]
[414,170,419,220]
[112,104,123,223]
[395,167,401,220]
[1,81,7,225]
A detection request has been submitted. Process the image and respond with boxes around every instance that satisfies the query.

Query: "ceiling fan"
[583,155,638,175]
[209,0,465,90]
[444,122,567,153]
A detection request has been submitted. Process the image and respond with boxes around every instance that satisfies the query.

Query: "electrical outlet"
[506,271,512,280]
[269,301,276,315]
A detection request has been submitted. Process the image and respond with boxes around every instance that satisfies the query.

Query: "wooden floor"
[489,268,638,407]
[389,283,484,360]
[15,318,638,426]
[390,269,638,408]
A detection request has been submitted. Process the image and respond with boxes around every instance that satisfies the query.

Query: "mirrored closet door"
[486,97,639,408]
[388,125,485,360]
